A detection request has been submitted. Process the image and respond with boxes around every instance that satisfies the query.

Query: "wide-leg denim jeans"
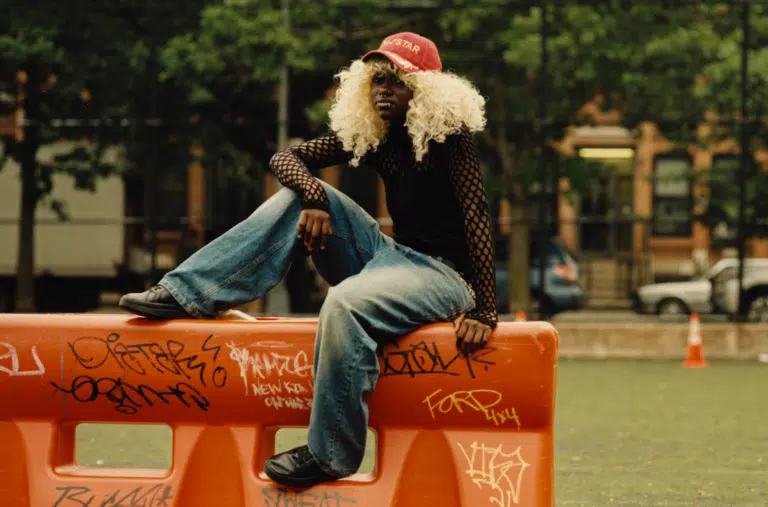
[159,182,475,477]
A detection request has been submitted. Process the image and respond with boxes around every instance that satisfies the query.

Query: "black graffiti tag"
[51,376,210,414]
[67,333,227,388]
[262,488,356,507]
[52,484,173,507]
[378,340,496,379]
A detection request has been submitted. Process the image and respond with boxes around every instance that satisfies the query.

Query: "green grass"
[75,360,768,506]
[76,423,172,469]
[554,359,767,506]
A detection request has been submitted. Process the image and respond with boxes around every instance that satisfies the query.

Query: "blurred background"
[3,4,768,504]
[2,0,768,323]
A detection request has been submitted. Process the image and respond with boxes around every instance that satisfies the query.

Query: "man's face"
[370,69,413,122]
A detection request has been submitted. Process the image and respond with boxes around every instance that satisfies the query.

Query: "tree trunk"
[488,74,531,315]
[507,203,530,314]
[15,74,40,312]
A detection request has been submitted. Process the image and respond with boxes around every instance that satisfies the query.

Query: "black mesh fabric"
[443,126,498,328]
[268,136,351,211]
[268,126,498,328]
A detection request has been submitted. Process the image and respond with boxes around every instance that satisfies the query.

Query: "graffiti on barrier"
[0,342,45,376]
[423,388,521,429]
[457,441,530,506]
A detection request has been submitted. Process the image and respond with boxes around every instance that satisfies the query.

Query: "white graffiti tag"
[227,344,312,383]
[457,441,530,506]
[253,379,313,411]
[226,343,314,410]
[0,342,45,376]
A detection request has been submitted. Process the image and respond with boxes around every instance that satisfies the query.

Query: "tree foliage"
[0,0,203,310]
[3,0,767,311]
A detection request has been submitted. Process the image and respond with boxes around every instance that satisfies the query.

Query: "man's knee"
[248,187,300,218]
[317,181,363,216]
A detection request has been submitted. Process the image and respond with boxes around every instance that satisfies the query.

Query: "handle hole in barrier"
[74,422,172,471]
[274,427,378,480]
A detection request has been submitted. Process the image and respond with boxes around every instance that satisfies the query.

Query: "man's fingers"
[462,323,491,354]
[297,211,309,239]
[463,325,479,345]
[299,211,333,251]
[458,321,471,346]
[303,217,314,248]
[302,216,314,247]
[453,314,465,332]
[460,321,471,338]
[306,218,318,248]
[308,220,323,250]
[463,339,481,354]
[455,322,467,348]
[461,336,476,354]
[320,218,332,250]
[321,217,332,237]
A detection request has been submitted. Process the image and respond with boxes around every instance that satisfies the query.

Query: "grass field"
[76,359,768,506]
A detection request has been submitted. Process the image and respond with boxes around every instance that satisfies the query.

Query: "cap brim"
[361,50,420,73]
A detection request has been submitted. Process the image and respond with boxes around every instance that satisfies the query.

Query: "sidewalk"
[547,310,730,323]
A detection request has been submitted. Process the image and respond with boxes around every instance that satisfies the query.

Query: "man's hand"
[453,314,492,354]
[298,209,332,252]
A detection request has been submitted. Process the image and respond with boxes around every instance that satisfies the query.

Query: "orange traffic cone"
[515,309,527,322]
[683,313,709,368]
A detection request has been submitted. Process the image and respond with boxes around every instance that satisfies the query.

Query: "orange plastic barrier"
[0,314,558,507]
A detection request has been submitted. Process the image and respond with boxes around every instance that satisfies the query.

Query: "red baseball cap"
[362,32,442,73]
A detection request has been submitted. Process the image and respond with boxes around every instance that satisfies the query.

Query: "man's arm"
[269,135,352,250]
[445,125,498,349]
[268,135,352,212]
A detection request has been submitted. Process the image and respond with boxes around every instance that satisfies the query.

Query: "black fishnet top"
[268,125,498,328]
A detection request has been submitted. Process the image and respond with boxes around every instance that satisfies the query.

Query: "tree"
[159,0,441,311]
[154,1,767,315]
[0,0,204,311]
[690,2,768,242]
[433,1,753,312]
[160,0,435,163]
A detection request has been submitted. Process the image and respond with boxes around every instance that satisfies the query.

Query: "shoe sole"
[263,465,338,489]
[118,297,192,320]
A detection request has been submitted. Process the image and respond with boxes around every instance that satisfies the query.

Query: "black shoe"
[118,285,193,320]
[264,445,340,489]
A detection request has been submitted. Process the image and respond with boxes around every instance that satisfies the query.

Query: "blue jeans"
[160,182,475,477]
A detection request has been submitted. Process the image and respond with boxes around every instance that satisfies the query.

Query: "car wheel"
[746,294,768,322]
[657,298,689,316]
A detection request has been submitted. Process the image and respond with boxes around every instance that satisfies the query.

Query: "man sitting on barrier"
[119,32,497,488]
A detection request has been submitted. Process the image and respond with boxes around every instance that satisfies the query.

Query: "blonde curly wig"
[328,59,486,167]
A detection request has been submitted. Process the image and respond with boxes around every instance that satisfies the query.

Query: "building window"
[708,155,741,244]
[653,156,693,237]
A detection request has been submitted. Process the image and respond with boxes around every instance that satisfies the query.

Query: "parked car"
[495,237,586,315]
[712,264,768,321]
[632,257,768,316]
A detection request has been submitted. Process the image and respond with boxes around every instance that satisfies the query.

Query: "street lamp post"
[737,0,749,319]
[536,0,550,319]
[264,0,293,315]
[277,0,290,153]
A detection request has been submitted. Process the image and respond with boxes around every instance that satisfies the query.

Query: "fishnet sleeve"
[446,126,498,329]
[268,135,351,212]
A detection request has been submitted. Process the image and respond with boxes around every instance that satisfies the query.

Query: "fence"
[0,1,765,317]
[0,212,723,314]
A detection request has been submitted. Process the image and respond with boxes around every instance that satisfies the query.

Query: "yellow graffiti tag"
[458,441,530,506]
[423,389,521,429]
